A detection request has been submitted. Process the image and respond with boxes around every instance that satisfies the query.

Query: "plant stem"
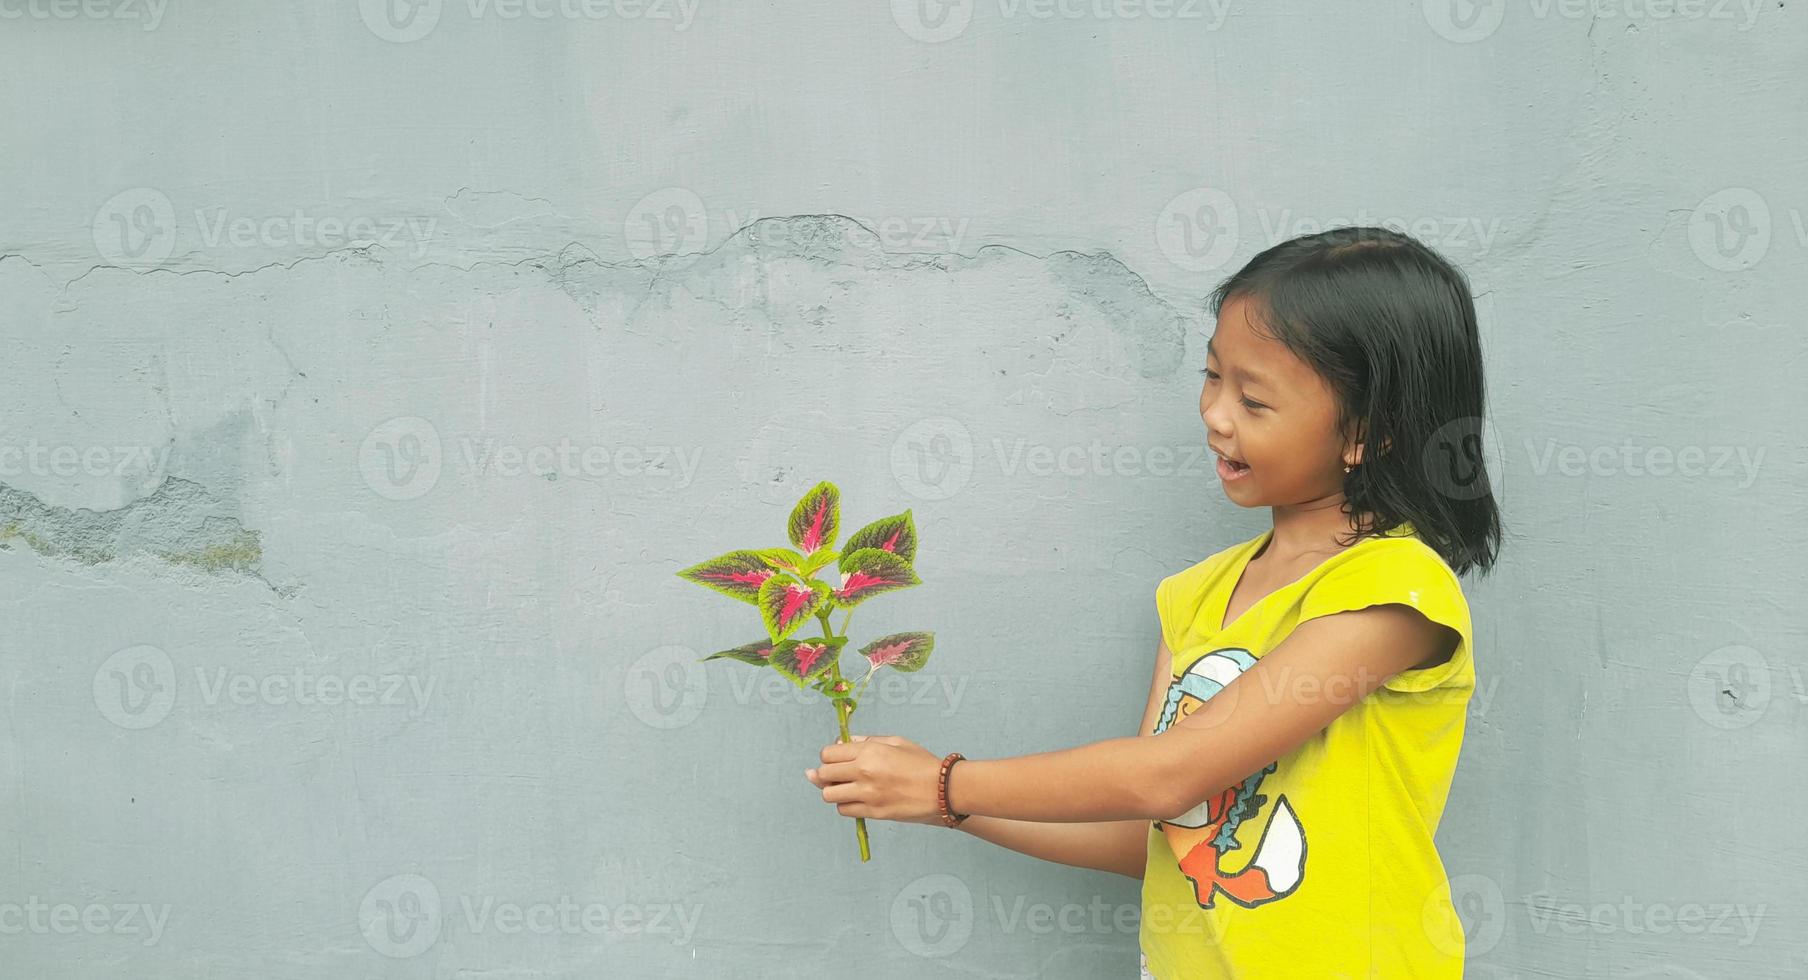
[819,610,870,862]
[833,692,871,862]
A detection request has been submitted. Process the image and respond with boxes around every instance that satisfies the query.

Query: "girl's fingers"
[814,760,859,783]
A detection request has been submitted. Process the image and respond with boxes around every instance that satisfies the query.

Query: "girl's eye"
[1201,368,1265,411]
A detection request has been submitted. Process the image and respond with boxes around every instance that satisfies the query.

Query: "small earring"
[1344,464,1353,473]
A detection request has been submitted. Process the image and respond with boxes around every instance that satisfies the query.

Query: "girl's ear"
[1342,417,1388,467]
[1342,427,1391,468]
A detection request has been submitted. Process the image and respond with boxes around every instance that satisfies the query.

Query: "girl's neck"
[1262,496,1374,562]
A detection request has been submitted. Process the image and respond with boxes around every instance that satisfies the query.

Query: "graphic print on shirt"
[1151,648,1307,911]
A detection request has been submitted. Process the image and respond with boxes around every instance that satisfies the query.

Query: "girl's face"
[1199,294,1359,505]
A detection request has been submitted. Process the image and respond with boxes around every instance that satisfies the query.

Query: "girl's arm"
[951,817,1148,879]
[942,636,1179,878]
[944,604,1453,823]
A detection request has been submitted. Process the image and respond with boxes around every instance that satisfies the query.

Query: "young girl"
[805,226,1502,978]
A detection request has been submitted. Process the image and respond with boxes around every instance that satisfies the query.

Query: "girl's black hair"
[1207,226,1502,577]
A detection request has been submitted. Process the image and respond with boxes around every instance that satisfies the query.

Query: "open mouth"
[1214,451,1251,479]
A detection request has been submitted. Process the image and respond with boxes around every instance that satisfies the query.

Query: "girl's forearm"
[945,737,1170,823]
[955,815,1151,879]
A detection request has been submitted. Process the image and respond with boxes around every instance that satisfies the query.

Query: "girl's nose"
[1201,397,1233,435]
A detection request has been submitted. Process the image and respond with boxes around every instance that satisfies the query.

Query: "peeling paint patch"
[0,476,271,584]
[624,214,1195,376]
[1042,249,1191,378]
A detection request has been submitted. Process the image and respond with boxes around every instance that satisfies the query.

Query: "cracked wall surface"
[2,6,1805,979]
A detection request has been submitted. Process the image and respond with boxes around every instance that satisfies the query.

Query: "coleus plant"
[675,480,935,862]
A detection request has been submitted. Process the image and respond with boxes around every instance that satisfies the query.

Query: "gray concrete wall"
[1,2,1802,977]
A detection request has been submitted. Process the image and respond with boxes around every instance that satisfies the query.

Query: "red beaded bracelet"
[938,752,970,827]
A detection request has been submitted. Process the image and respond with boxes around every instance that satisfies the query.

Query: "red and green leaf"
[675,550,780,606]
[702,638,781,667]
[787,481,840,555]
[770,635,847,688]
[758,575,832,643]
[859,631,935,673]
[832,547,921,608]
[843,510,917,565]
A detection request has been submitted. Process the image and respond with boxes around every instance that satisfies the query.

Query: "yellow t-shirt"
[1139,520,1474,979]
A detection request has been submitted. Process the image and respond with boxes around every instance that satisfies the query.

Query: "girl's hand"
[806,734,948,827]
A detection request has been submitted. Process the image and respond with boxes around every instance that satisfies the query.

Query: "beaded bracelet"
[938,751,970,827]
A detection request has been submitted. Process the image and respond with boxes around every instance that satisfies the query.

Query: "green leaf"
[755,547,808,575]
[787,481,840,555]
[702,638,782,667]
[858,631,935,673]
[758,575,832,644]
[832,547,921,608]
[770,635,848,689]
[797,548,840,578]
[675,550,781,606]
[843,510,918,564]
